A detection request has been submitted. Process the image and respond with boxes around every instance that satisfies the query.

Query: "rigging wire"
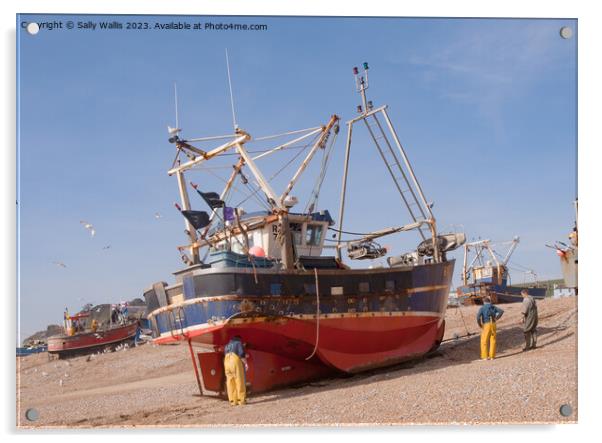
[491,250,533,272]
[190,144,307,157]
[327,226,375,236]
[201,166,272,211]
[234,132,321,208]
[303,127,339,214]
[250,126,322,142]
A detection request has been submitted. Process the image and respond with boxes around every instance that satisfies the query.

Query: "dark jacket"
[477,303,504,326]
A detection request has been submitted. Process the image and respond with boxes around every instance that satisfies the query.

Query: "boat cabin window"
[270,283,282,296]
[385,280,396,292]
[304,283,316,295]
[290,223,303,245]
[305,224,323,246]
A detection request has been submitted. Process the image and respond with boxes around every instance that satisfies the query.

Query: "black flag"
[198,191,225,209]
[190,182,225,209]
[181,210,210,230]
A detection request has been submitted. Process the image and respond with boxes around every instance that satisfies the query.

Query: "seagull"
[102,245,111,250]
[52,261,67,268]
[80,220,95,237]
[154,212,162,219]
[168,126,181,136]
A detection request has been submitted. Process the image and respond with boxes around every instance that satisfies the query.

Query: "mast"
[501,236,520,266]
[336,123,353,261]
[175,170,200,264]
[338,63,441,262]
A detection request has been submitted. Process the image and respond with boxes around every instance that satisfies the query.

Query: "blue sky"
[17,15,577,341]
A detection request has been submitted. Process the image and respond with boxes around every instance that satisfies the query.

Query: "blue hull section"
[459,284,546,304]
[148,260,455,341]
[17,346,47,357]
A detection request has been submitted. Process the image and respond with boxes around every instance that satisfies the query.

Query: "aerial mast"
[337,63,441,262]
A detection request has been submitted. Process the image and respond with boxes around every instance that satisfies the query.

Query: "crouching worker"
[477,296,504,360]
[224,335,248,406]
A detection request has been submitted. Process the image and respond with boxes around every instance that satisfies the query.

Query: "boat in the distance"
[458,237,546,304]
[549,199,578,295]
[16,342,48,357]
[144,62,465,395]
[47,304,137,358]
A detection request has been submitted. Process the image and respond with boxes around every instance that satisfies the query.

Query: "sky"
[17,14,577,342]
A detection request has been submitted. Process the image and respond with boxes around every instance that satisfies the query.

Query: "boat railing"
[167,307,187,340]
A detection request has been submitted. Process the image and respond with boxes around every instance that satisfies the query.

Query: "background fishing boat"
[458,237,546,304]
[47,304,138,358]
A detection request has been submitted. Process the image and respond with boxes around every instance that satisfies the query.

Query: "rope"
[327,226,375,236]
[234,134,318,208]
[250,126,322,142]
[202,165,272,211]
[304,128,338,214]
[197,145,307,157]
[440,304,474,343]
[305,268,321,360]
[457,304,470,336]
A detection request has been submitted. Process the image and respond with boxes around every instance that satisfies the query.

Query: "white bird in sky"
[52,261,67,268]
[167,126,181,136]
[154,212,162,219]
[80,220,95,237]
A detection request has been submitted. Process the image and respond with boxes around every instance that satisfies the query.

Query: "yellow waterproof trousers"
[480,321,497,359]
[224,353,246,405]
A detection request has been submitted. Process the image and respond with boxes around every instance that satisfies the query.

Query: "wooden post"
[175,170,200,264]
[279,213,295,270]
[187,339,203,396]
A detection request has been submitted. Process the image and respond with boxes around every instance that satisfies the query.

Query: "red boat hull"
[164,312,445,393]
[48,323,137,357]
[148,260,454,393]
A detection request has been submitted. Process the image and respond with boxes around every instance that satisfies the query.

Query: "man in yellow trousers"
[223,335,248,405]
[477,296,504,360]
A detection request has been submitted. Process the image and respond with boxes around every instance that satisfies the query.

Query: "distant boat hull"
[16,345,47,357]
[459,284,546,305]
[560,248,578,289]
[47,322,137,358]
[147,260,453,393]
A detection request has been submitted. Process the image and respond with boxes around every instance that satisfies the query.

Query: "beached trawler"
[144,63,465,394]
[458,237,546,304]
[47,304,138,358]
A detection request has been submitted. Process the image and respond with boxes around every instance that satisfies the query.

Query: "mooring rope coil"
[306,268,321,360]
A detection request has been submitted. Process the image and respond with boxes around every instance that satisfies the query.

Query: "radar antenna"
[225,49,239,131]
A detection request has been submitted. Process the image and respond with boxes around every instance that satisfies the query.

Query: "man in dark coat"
[520,289,538,351]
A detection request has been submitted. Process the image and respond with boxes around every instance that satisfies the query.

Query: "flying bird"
[80,220,95,237]
[154,212,162,219]
[102,245,111,250]
[52,261,67,268]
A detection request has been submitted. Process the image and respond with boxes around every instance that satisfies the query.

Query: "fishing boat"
[144,62,465,395]
[47,304,138,358]
[458,237,546,304]
[549,200,578,294]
